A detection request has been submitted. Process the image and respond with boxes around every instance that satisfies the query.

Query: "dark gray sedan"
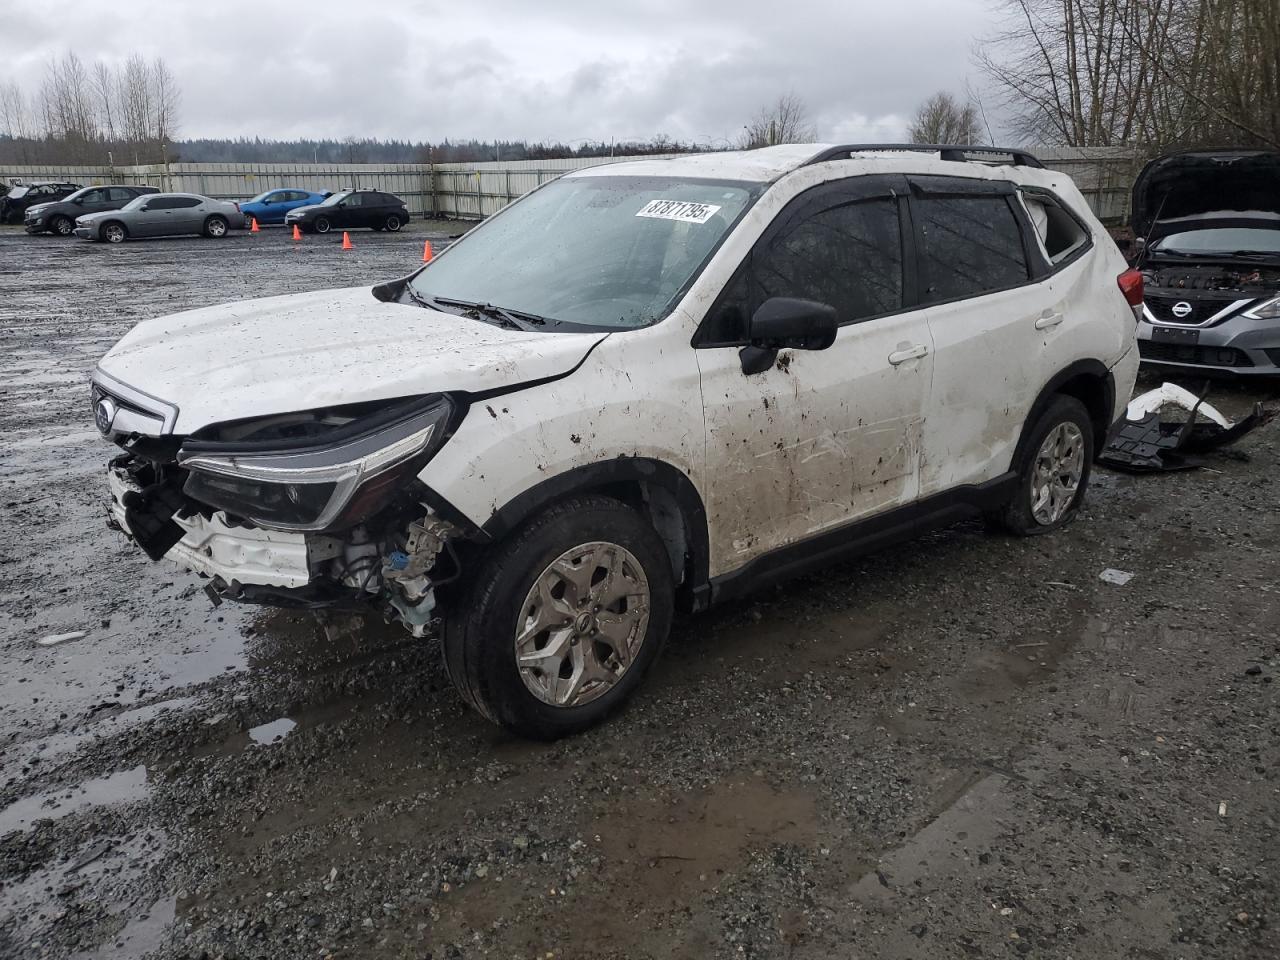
[74,193,246,243]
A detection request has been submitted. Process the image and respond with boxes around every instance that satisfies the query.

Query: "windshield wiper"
[424,295,553,331]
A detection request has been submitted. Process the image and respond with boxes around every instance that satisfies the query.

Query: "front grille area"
[1139,340,1254,368]
[1144,295,1235,326]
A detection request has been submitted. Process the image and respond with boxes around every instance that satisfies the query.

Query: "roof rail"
[807,144,1044,169]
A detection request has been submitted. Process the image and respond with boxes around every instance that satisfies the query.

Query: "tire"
[442,495,674,739]
[384,214,402,232]
[313,216,331,234]
[203,215,228,238]
[50,215,74,237]
[102,222,127,244]
[993,395,1094,536]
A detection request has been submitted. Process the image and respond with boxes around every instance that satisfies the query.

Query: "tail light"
[1117,268,1144,321]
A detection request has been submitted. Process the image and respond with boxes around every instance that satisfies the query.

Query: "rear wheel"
[313,216,331,234]
[50,215,74,236]
[203,215,228,238]
[442,496,674,739]
[993,395,1094,536]
[102,222,127,244]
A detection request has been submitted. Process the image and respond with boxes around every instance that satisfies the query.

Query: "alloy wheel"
[515,541,651,708]
[1031,422,1085,525]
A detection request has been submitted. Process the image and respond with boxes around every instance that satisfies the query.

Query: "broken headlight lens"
[177,395,455,531]
[1243,296,1280,320]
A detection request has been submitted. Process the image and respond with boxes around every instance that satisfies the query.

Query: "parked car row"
[7,181,411,241]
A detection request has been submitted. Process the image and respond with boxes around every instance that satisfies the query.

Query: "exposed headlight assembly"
[1243,296,1280,320]
[178,395,456,532]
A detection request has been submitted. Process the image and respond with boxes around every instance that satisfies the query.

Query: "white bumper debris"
[108,468,311,588]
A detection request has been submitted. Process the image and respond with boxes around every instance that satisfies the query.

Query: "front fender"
[415,324,706,551]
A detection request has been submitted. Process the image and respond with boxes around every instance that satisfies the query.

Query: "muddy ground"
[1,223,1277,960]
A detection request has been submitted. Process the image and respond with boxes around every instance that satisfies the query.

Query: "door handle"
[1035,311,1064,330]
[888,344,929,365]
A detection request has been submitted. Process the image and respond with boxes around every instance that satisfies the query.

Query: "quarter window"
[1021,193,1089,265]
[916,195,1029,302]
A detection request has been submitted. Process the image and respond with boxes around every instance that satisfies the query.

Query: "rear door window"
[107,188,134,202]
[915,195,1030,302]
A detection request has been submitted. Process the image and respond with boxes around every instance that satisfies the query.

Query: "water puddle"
[0,765,148,834]
[70,895,177,959]
[248,717,297,745]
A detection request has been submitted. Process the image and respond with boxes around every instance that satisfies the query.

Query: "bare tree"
[118,53,154,146]
[977,0,1279,149]
[741,94,816,148]
[151,56,180,143]
[0,79,34,140]
[908,92,985,144]
[91,61,118,142]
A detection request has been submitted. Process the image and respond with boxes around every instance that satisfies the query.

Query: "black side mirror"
[739,297,838,375]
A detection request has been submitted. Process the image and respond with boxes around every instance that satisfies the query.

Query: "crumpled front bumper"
[107,465,312,588]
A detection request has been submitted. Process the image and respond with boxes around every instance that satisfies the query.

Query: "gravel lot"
[1,223,1277,960]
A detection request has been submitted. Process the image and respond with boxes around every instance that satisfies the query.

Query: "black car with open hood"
[1132,150,1280,376]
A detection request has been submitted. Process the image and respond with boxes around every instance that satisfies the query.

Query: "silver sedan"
[74,193,247,243]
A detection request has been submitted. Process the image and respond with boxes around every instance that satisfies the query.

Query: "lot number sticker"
[636,199,722,224]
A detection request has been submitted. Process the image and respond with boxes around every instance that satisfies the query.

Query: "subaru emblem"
[94,396,117,435]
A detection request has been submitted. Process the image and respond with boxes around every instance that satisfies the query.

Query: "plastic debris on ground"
[1099,382,1272,473]
[1099,569,1134,586]
[36,630,87,646]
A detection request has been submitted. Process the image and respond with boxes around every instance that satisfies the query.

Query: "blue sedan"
[240,188,331,225]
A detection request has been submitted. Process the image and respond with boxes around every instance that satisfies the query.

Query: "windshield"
[1153,226,1280,257]
[8,186,29,198]
[62,187,91,202]
[321,191,351,206]
[122,195,151,211]
[407,175,759,330]
[249,191,274,203]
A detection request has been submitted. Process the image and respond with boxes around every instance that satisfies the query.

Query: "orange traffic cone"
[291,224,302,241]
[422,240,433,263]
[341,231,353,250]
[250,217,259,233]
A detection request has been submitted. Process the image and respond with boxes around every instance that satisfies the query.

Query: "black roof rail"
[806,144,1045,169]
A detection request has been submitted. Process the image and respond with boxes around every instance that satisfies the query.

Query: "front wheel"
[442,496,674,739]
[993,395,1094,536]
[102,222,127,244]
[313,216,331,234]
[50,215,75,236]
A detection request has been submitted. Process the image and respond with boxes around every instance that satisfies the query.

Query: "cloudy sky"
[1,0,998,144]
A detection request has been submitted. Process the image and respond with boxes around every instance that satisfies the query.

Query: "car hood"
[1133,150,1280,241]
[97,286,608,433]
[25,202,50,216]
[286,204,324,217]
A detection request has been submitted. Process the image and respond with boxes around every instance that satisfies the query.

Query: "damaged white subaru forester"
[93,144,1140,738]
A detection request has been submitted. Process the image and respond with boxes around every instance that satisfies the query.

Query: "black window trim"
[692,174,918,349]
[905,177,1046,310]
[1016,186,1095,274]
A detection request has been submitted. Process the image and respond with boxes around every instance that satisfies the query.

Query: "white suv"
[92,144,1140,738]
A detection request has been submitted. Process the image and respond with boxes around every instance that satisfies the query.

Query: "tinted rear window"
[917,196,1029,302]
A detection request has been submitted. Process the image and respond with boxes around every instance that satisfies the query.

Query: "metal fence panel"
[3,149,1143,224]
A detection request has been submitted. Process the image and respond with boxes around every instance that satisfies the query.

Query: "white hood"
[98,286,607,433]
